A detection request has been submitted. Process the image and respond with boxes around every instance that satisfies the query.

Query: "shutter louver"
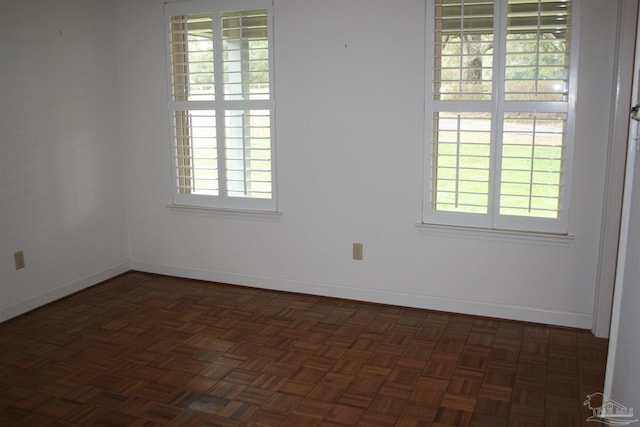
[499,113,565,218]
[434,0,494,100]
[169,14,215,101]
[225,110,272,199]
[222,10,270,101]
[172,110,218,196]
[432,112,492,214]
[504,0,570,101]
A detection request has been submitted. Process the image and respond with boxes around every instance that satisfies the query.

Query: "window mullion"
[212,9,228,203]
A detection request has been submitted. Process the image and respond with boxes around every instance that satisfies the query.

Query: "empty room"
[1,0,639,425]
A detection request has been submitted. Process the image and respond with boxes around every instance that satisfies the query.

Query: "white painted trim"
[130,261,593,329]
[604,0,640,396]
[592,0,638,338]
[415,223,574,247]
[168,204,282,219]
[0,262,130,323]
[604,125,638,396]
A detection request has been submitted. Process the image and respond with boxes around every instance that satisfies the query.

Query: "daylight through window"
[425,0,576,233]
[166,1,276,211]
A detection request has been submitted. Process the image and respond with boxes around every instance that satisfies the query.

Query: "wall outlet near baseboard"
[352,243,363,260]
[14,251,25,270]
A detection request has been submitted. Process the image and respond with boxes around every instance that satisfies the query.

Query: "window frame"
[164,0,277,212]
[423,0,580,234]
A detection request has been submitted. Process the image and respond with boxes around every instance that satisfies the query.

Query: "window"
[165,0,276,211]
[424,0,577,233]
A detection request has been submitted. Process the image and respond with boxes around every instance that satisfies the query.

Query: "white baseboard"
[130,261,593,330]
[0,261,130,323]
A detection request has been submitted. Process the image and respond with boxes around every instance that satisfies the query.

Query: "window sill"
[415,223,575,247]
[168,204,282,220]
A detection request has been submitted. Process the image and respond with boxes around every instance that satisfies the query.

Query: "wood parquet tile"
[0,272,608,426]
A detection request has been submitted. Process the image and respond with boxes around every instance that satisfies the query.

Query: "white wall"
[117,0,622,329]
[0,0,130,321]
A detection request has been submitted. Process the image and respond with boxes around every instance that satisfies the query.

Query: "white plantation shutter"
[499,112,566,218]
[172,110,218,196]
[169,14,215,101]
[497,0,573,233]
[431,112,492,214]
[224,109,272,199]
[165,0,276,211]
[425,0,576,233]
[433,0,494,101]
[222,10,270,101]
[504,0,570,101]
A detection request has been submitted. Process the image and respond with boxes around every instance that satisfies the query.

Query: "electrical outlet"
[352,243,363,260]
[14,251,25,270]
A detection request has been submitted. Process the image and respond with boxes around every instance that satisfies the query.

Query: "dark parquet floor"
[0,271,608,426]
